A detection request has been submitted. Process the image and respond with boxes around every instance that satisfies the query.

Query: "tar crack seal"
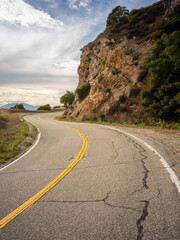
[136,200,149,240]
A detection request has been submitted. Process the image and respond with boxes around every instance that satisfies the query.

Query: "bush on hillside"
[37,104,51,111]
[75,82,91,101]
[141,31,180,121]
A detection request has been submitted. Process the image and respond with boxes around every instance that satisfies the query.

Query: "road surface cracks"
[39,134,152,239]
[34,131,159,239]
[39,191,140,212]
[126,136,150,240]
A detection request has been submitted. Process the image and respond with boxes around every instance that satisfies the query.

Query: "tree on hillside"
[60,91,75,108]
[11,104,25,110]
[106,6,129,27]
[37,104,51,111]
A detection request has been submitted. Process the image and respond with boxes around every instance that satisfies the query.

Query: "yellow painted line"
[0,116,88,229]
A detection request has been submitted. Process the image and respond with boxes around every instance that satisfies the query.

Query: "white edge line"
[0,117,41,172]
[97,124,180,195]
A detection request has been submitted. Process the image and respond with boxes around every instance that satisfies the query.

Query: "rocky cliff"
[64,1,178,123]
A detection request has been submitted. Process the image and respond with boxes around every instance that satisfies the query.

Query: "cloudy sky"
[0,0,159,107]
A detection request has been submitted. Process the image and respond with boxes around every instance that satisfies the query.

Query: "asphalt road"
[0,112,180,240]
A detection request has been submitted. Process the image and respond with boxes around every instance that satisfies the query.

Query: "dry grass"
[0,109,29,164]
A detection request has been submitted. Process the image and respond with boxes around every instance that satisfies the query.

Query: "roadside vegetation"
[60,82,91,108]
[37,104,51,111]
[75,82,91,101]
[60,91,75,108]
[53,105,62,109]
[55,116,180,130]
[0,109,37,165]
[11,103,25,110]
[141,10,180,122]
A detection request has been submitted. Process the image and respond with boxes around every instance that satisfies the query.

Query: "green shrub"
[99,112,105,121]
[53,106,61,109]
[75,110,81,117]
[149,14,180,35]
[112,69,116,75]
[76,82,91,101]
[137,69,148,82]
[105,88,111,94]
[60,91,75,108]
[134,62,139,66]
[142,41,165,67]
[129,87,140,97]
[11,104,25,110]
[141,31,180,121]
[148,30,164,40]
[109,102,120,114]
[163,15,180,33]
[120,105,128,112]
[128,15,137,23]
[119,95,127,103]
[106,6,129,27]
[133,53,139,60]
[125,48,135,55]
[100,57,107,66]
[92,73,98,79]
[37,104,51,111]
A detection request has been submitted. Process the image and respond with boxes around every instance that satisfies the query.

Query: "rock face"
[64,1,165,123]
[66,35,149,123]
[162,0,180,17]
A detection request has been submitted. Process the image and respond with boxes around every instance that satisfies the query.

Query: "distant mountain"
[0,102,40,111]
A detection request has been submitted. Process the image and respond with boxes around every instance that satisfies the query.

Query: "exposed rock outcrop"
[64,1,166,123]
[162,0,180,17]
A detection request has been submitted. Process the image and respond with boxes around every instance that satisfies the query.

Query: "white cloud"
[0,0,63,28]
[0,0,159,106]
[0,24,82,78]
[0,86,65,106]
[68,0,78,9]
[0,0,101,105]
[79,0,91,8]
[68,0,91,9]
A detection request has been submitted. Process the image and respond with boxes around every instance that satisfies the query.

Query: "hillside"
[0,102,40,111]
[63,0,180,124]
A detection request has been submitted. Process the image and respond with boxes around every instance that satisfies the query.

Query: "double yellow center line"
[0,117,88,229]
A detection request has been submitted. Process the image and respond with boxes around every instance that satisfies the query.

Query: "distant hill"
[0,102,40,111]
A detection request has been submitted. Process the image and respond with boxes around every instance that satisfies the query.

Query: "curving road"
[0,112,180,240]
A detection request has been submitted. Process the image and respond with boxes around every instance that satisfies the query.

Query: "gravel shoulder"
[119,126,180,176]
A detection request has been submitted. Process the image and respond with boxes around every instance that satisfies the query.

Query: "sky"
[0,0,159,107]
